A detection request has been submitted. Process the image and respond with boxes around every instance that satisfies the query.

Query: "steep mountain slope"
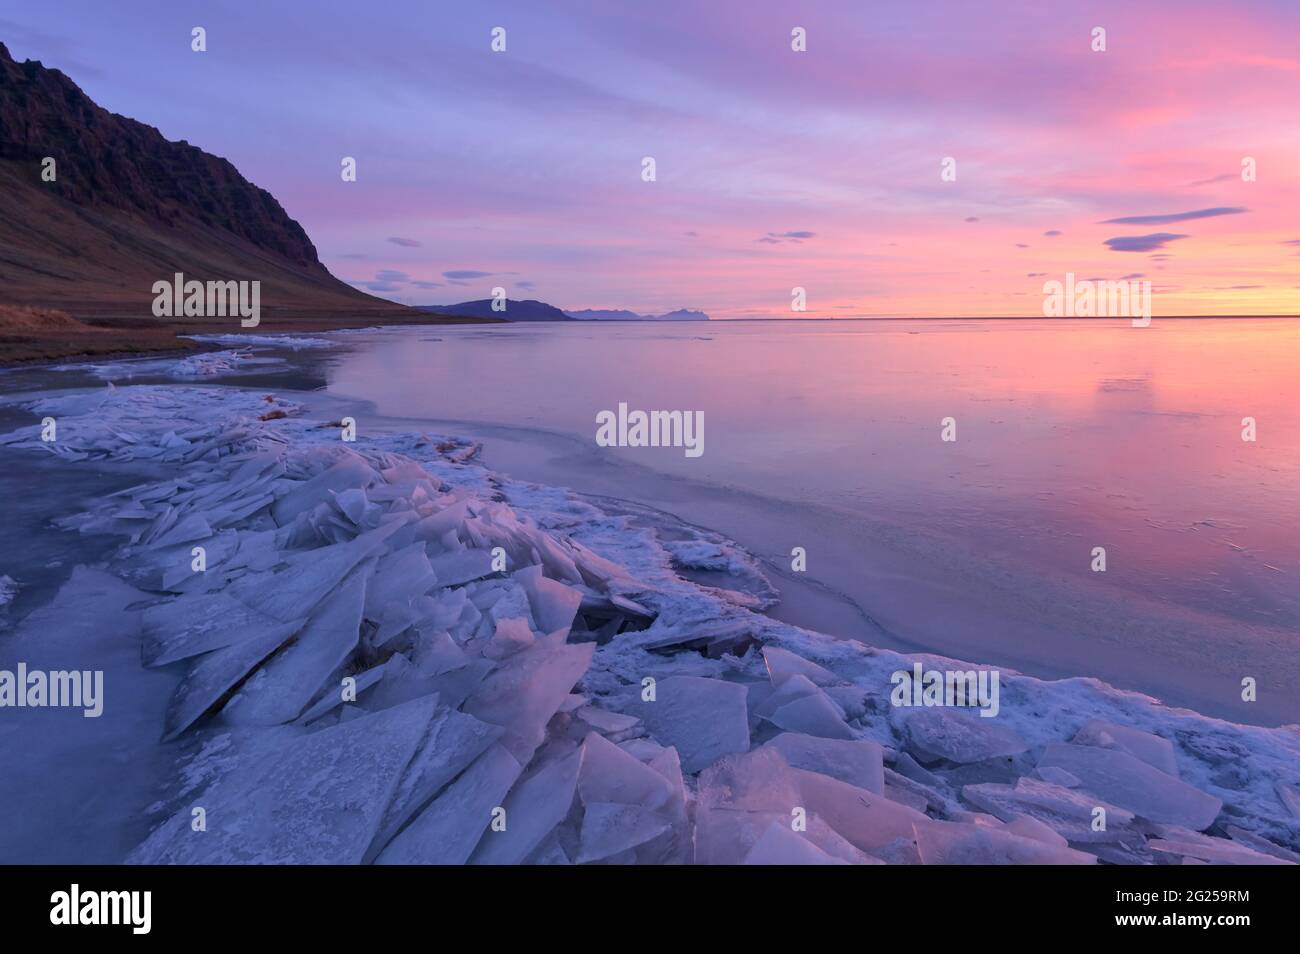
[0,41,468,353]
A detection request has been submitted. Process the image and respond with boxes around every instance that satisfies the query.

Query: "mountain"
[419,299,574,322]
[421,300,712,323]
[565,307,709,321]
[0,41,467,358]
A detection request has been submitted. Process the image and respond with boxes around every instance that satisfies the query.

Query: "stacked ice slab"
[5,384,1297,865]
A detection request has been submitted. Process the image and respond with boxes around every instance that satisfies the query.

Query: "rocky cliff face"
[0,41,429,329]
[0,42,323,270]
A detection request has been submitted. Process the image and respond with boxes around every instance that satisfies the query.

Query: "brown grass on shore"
[0,304,196,364]
[0,304,89,332]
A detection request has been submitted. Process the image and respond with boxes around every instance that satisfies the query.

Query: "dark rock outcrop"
[0,41,445,334]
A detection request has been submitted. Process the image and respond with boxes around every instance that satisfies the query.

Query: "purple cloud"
[387,237,421,247]
[1100,207,1246,225]
[1104,233,1188,252]
[442,270,495,279]
[1043,230,1061,237]
[760,230,817,243]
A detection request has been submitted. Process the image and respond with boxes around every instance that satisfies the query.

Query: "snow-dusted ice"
[1,375,1298,865]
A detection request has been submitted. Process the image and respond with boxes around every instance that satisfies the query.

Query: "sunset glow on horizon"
[7,0,1300,318]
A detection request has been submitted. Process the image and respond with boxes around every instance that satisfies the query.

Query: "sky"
[4,0,1300,318]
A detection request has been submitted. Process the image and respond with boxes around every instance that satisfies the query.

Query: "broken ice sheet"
[163,620,303,740]
[895,706,1028,765]
[482,616,535,660]
[1275,781,1300,819]
[621,675,751,774]
[366,705,502,860]
[765,689,854,740]
[271,455,377,526]
[1072,719,1179,776]
[914,819,1096,865]
[364,542,437,619]
[762,645,841,688]
[577,732,674,809]
[426,548,495,587]
[141,591,299,667]
[470,748,584,865]
[1037,742,1222,831]
[133,696,440,863]
[752,672,826,720]
[375,744,522,865]
[464,634,595,764]
[698,747,802,813]
[691,748,889,864]
[794,766,932,854]
[1144,826,1293,865]
[411,630,468,677]
[576,802,672,864]
[743,822,849,865]
[695,807,879,865]
[221,565,370,726]
[513,564,583,633]
[962,777,1137,844]
[227,516,407,624]
[763,733,884,794]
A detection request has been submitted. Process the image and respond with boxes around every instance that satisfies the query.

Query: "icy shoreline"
[1,373,1298,864]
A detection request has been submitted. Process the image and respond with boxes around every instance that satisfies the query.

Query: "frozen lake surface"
[3,322,1298,865]
[322,318,1300,724]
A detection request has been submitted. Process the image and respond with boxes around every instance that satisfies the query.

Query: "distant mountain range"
[565,308,708,321]
[420,300,709,322]
[418,299,573,322]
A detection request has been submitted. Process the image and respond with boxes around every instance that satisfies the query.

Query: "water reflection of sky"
[329,318,1300,631]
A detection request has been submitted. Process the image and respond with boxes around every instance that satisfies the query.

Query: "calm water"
[321,318,1300,722]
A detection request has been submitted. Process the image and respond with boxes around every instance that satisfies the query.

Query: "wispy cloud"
[1187,173,1237,187]
[1104,233,1189,252]
[442,269,495,279]
[1101,207,1246,225]
[758,230,817,244]
[387,237,421,247]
